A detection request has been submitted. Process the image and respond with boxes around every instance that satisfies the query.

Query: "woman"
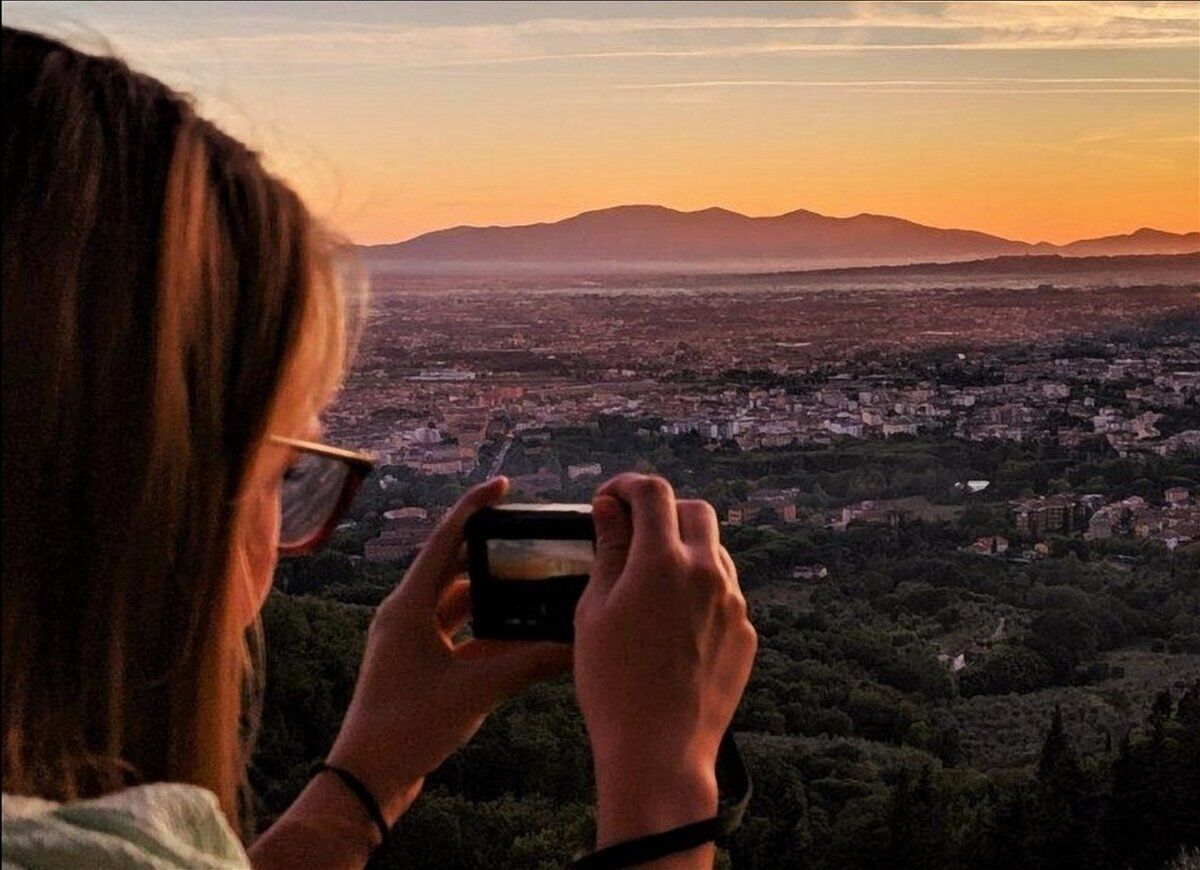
[1,27,756,870]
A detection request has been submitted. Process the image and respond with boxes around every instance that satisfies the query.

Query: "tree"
[959,645,1052,697]
[1031,707,1095,870]
[1177,681,1200,729]
[281,550,361,595]
[1037,706,1080,786]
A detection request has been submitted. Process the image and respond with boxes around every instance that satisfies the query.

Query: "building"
[833,499,909,531]
[365,511,437,563]
[510,468,562,497]
[955,479,991,494]
[826,416,864,437]
[1084,507,1122,540]
[1013,494,1085,540]
[567,462,602,481]
[791,564,828,582]
[970,535,1010,555]
[1165,486,1191,507]
[936,652,967,673]
[882,418,919,437]
[747,488,800,522]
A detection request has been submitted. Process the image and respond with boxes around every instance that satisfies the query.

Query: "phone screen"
[486,538,594,581]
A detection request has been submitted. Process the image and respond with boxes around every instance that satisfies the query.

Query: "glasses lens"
[279,452,353,550]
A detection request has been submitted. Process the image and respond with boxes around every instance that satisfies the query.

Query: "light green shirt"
[2,784,250,869]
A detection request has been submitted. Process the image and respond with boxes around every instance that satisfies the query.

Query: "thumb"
[589,494,631,596]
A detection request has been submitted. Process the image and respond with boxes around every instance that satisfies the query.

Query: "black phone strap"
[568,729,752,869]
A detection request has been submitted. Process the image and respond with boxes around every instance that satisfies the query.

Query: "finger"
[447,542,468,577]
[719,546,742,592]
[677,500,720,552]
[437,579,472,634]
[595,473,680,560]
[454,639,574,699]
[404,477,508,607]
[588,494,631,597]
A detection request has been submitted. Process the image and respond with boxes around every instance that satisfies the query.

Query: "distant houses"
[567,462,602,481]
[364,507,436,563]
[1003,488,1198,551]
[1084,488,1197,550]
[791,564,829,582]
[1013,493,1088,539]
[509,468,563,498]
[970,535,1010,556]
[725,487,801,526]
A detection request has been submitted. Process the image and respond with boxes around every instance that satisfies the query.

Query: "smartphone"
[465,503,594,643]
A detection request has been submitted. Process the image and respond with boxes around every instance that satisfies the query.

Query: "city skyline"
[3,0,1198,245]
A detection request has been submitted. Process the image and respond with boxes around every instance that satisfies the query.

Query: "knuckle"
[690,557,727,594]
[719,589,744,617]
[599,471,637,494]
[682,499,719,526]
[633,475,672,502]
[645,547,685,577]
[665,542,691,570]
[739,624,758,652]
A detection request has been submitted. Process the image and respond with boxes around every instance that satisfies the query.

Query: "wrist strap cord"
[312,729,752,868]
[568,728,753,869]
[315,762,391,849]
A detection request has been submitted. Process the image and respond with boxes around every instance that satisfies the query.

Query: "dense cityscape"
[325,273,1200,560]
[330,276,1198,467]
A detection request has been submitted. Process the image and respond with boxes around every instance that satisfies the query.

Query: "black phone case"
[466,507,595,643]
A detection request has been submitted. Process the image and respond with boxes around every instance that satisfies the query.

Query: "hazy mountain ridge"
[363,205,1200,274]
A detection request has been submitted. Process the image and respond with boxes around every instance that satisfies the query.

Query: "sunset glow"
[4,0,1198,245]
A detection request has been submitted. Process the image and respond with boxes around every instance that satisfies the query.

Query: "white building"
[567,462,603,480]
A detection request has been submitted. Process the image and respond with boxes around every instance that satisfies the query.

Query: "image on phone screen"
[486,538,594,581]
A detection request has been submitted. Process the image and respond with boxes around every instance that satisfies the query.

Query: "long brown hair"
[2,26,353,827]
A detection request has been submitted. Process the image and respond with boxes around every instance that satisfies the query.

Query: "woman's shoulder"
[2,783,250,869]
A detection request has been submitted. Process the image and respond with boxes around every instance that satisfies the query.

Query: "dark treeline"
[256,431,1200,867]
[731,696,1199,870]
[250,590,1199,869]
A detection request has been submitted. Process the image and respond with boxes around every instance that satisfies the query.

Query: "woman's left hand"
[325,477,572,822]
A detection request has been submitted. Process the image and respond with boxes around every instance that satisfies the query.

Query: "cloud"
[615,77,1199,90]
[63,1,1197,70]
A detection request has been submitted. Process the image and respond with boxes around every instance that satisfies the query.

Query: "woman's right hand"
[575,473,757,858]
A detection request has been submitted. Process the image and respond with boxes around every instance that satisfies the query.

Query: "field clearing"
[949,650,1200,769]
[860,495,966,522]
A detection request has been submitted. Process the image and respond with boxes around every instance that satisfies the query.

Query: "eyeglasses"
[269,435,375,555]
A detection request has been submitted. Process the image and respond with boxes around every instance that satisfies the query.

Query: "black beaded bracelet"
[569,730,752,869]
[315,762,391,849]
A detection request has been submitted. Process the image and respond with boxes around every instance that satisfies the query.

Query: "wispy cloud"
[96,1,1198,69]
[837,87,1197,94]
[609,78,1200,98]
[615,77,1200,91]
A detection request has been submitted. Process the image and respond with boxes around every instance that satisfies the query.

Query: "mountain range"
[362,205,1200,274]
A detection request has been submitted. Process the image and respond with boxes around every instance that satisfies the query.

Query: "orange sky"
[5,1,1199,244]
